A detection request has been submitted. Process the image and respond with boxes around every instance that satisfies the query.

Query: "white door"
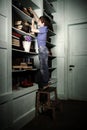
[68,23,87,101]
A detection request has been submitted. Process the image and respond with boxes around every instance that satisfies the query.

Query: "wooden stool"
[35,87,58,119]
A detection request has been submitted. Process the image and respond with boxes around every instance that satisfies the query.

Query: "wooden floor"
[20,100,87,130]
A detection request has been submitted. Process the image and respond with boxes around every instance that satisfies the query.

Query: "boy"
[29,7,50,89]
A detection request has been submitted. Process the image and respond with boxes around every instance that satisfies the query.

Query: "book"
[12,36,20,46]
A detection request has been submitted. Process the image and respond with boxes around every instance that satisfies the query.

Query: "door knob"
[69,65,75,67]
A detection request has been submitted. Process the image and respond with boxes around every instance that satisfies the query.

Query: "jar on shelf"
[23,41,31,52]
[22,35,32,52]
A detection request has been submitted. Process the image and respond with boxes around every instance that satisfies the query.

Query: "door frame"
[67,22,87,100]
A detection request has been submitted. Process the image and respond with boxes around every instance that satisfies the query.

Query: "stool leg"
[55,88,57,101]
[35,92,40,117]
[53,88,57,107]
[54,88,63,112]
[52,108,56,120]
[46,93,50,107]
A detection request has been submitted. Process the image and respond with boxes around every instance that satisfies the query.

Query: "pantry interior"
[0,0,87,130]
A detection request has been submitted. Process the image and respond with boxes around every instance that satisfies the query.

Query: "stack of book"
[14,20,31,33]
[22,7,34,18]
[12,62,33,70]
[12,35,20,47]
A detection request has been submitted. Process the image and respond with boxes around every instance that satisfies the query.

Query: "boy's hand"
[32,18,35,24]
[28,7,33,14]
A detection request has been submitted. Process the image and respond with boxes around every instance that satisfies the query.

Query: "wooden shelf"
[49,67,56,71]
[43,11,56,24]
[12,83,38,99]
[12,4,32,23]
[48,55,56,59]
[19,0,40,9]
[48,29,56,37]
[46,41,55,48]
[12,27,35,38]
[43,0,56,14]
[48,78,57,85]
[12,68,37,73]
[12,48,38,55]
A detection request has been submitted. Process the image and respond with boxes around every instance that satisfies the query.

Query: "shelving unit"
[12,0,39,91]
[43,0,57,81]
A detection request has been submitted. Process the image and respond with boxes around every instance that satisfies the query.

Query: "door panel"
[0,49,8,94]
[68,23,87,101]
[71,24,87,55]
[0,15,7,43]
[0,0,11,95]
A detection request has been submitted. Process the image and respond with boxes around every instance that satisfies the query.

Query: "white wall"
[52,0,65,99]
